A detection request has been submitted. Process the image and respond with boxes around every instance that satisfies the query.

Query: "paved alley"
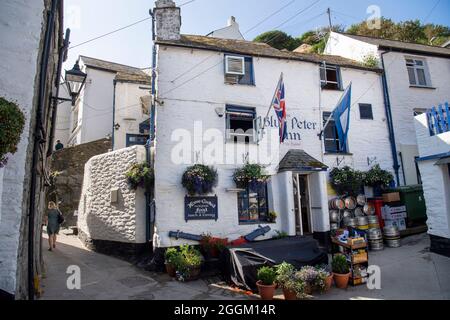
[39,231,450,300]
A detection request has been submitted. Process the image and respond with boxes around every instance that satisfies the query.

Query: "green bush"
[257,266,277,285]
[329,166,364,196]
[331,254,350,274]
[179,244,202,268]
[126,162,154,191]
[233,163,269,189]
[0,97,25,167]
[364,164,394,188]
[164,248,180,264]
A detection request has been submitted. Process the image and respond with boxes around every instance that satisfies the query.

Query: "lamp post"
[65,60,87,105]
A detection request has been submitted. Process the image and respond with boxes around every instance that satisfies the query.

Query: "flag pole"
[261,72,283,132]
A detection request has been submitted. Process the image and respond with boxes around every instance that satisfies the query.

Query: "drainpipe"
[111,80,117,150]
[380,51,401,186]
[28,0,59,300]
[146,9,157,243]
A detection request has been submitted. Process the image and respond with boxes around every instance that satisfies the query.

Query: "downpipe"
[380,51,401,186]
[28,0,59,300]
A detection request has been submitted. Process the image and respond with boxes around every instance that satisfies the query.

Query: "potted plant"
[315,265,333,293]
[297,266,319,294]
[182,164,218,195]
[329,166,364,196]
[267,211,277,223]
[256,266,277,300]
[0,97,25,168]
[233,163,269,189]
[200,233,228,258]
[164,248,181,277]
[331,254,351,289]
[364,164,394,196]
[176,245,203,282]
[126,162,154,192]
[275,262,306,300]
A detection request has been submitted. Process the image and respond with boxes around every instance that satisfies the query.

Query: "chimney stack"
[227,16,237,27]
[154,0,181,41]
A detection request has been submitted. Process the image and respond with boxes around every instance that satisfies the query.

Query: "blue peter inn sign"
[184,196,218,221]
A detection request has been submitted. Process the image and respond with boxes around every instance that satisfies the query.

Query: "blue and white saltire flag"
[272,73,288,143]
[330,82,352,152]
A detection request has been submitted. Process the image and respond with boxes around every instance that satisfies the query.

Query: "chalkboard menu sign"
[184,196,218,221]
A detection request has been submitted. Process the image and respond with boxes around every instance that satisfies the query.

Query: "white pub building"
[149,0,394,248]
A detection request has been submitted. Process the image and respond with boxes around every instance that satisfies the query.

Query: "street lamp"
[65,60,87,105]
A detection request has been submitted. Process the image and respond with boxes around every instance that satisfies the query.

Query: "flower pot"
[333,272,350,289]
[282,288,297,300]
[324,274,333,292]
[256,280,276,300]
[186,265,201,281]
[165,263,176,277]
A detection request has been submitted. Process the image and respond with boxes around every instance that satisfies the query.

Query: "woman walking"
[45,201,62,251]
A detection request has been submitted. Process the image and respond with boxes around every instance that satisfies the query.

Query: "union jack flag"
[272,74,287,143]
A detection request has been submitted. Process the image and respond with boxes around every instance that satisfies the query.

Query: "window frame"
[237,182,269,224]
[358,103,374,120]
[225,105,256,143]
[323,111,347,153]
[320,63,342,90]
[405,57,431,87]
[126,133,148,147]
[224,54,255,86]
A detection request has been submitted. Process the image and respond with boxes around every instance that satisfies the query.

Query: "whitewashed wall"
[325,32,450,185]
[414,114,450,239]
[153,45,393,247]
[77,146,147,243]
[324,32,379,63]
[0,0,45,296]
[68,65,115,146]
[54,87,72,146]
[113,82,150,150]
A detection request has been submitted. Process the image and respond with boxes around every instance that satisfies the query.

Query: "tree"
[347,17,449,45]
[253,30,301,51]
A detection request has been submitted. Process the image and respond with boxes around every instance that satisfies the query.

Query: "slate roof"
[278,150,328,172]
[80,55,147,76]
[339,33,450,57]
[115,72,151,84]
[156,34,383,72]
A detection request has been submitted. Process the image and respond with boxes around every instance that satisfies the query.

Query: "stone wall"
[77,146,147,245]
[49,138,111,226]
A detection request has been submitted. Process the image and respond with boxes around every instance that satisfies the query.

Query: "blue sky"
[63,0,450,70]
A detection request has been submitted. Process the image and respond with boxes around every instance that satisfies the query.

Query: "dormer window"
[224,54,254,85]
[320,63,342,90]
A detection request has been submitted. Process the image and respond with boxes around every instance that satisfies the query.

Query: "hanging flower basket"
[182,164,218,195]
[0,97,25,168]
[126,162,154,192]
[233,163,270,189]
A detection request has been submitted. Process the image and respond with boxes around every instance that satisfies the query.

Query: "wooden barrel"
[344,196,357,210]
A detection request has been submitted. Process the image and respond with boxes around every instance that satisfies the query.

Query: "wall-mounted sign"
[184,196,218,222]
